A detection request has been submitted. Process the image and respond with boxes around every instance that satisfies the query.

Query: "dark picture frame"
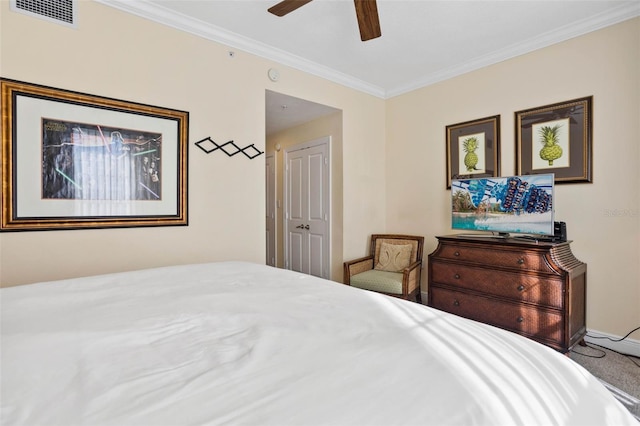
[1,78,189,231]
[446,115,500,189]
[515,96,592,183]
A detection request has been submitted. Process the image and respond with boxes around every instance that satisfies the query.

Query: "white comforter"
[1,262,635,426]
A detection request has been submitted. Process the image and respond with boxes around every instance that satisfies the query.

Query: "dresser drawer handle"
[517,258,525,265]
[517,285,525,292]
[454,251,460,257]
[453,300,460,307]
[516,316,524,323]
[454,274,460,279]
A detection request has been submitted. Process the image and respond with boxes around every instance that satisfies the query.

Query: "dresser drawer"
[430,262,564,309]
[436,243,554,273]
[430,287,563,344]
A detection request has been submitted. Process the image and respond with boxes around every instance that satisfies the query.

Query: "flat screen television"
[451,174,554,237]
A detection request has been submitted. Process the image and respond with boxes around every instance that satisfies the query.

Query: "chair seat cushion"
[350,269,403,295]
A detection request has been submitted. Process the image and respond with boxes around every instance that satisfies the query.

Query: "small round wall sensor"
[268,68,280,82]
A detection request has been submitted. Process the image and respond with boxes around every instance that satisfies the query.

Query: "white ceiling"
[97,0,638,133]
[265,90,340,136]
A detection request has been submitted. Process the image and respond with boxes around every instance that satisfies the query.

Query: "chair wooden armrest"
[343,255,374,285]
[401,260,422,295]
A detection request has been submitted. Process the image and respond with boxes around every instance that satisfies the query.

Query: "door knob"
[296,225,303,229]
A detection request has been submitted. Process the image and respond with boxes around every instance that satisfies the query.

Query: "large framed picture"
[515,96,592,183]
[446,115,500,189]
[1,78,189,231]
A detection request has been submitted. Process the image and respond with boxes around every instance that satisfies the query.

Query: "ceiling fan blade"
[354,0,381,41]
[268,0,313,17]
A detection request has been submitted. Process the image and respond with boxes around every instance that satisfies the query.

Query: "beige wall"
[0,0,386,286]
[1,1,638,339]
[386,18,640,337]
[266,111,344,281]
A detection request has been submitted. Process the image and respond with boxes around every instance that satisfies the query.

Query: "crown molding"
[94,0,386,98]
[96,0,639,100]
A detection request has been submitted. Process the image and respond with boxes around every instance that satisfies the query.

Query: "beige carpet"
[570,343,640,420]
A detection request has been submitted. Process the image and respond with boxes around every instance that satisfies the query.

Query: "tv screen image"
[451,174,554,236]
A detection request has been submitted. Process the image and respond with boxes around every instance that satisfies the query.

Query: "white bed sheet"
[1,261,635,426]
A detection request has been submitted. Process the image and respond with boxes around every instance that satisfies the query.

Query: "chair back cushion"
[375,242,412,272]
[371,235,423,268]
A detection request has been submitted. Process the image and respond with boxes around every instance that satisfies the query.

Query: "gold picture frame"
[515,96,592,183]
[446,115,500,189]
[1,78,189,231]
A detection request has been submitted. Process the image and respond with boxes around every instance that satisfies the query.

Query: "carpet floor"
[570,343,640,421]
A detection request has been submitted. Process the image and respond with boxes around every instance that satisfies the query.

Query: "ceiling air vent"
[10,0,76,28]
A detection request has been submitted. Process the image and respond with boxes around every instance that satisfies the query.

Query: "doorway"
[265,152,276,267]
[265,90,342,280]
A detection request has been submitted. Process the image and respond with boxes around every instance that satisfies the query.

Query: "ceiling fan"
[268,0,381,41]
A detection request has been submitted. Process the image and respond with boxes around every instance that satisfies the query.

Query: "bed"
[1,261,635,425]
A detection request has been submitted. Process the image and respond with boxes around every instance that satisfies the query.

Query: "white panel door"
[286,152,307,273]
[306,147,328,278]
[265,153,276,267]
[284,137,330,279]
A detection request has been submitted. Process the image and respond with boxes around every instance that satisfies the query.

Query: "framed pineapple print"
[446,115,500,189]
[516,96,592,183]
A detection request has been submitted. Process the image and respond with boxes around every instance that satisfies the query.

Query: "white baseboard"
[584,329,640,358]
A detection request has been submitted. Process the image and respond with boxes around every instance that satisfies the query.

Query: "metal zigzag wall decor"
[194,137,264,159]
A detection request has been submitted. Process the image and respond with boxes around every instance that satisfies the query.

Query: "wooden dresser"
[427,235,587,353]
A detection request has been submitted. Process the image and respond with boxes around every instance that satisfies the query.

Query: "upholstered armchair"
[343,234,425,302]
